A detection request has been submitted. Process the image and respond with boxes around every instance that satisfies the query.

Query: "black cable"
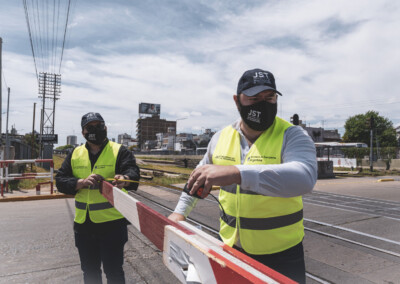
[51,0,56,73]
[59,0,71,73]
[29,0,40,75]
[53,0,61,75]
[36,0,44,71]
[208,193,229,224]
[22,0,39,82]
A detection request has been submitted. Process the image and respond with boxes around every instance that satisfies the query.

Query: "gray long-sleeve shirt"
[174,118,318,217]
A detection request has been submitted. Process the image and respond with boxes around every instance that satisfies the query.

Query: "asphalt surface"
[1,176,399,283]
[0,196,177,283]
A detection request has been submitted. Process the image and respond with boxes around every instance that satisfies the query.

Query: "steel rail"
[128,189,332,284]
[132,185,400,257]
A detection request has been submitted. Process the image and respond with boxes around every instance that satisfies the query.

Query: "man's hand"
[187,165,241,198]
[112,174,129,189]
[168,212,186,222]
[76,174,103,190]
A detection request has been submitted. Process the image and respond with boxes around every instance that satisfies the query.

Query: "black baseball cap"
[237,68,282,97]
[81,112,105,129]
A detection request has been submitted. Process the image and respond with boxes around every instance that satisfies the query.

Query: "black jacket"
[55,139,140,234]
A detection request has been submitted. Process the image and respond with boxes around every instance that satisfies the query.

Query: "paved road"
[0,198,177,284]
[1,176,399,283]
[135,176,400,284]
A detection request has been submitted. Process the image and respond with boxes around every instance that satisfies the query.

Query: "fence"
[0,159,54,197]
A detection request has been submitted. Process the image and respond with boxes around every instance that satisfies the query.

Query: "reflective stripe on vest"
[212,117,304,255]
[220,209,303,230]
[75,200,114,211]
[72,141,126,224]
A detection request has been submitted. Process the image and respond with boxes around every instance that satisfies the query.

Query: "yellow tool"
[105,178,183,191]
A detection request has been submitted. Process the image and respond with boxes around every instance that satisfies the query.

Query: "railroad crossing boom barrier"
[100,181,296,284]
[0,159,54,197]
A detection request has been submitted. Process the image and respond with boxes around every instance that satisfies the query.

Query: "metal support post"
[0,37,3,145]
[5,87,10,160]
[370,129,373,172]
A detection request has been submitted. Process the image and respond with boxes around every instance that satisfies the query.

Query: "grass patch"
[356,169,400,177]
[334,167,400,177]
[13,164,51,190]
[53,154,66,169]
[9,155,66,190]
[150,176,188,187]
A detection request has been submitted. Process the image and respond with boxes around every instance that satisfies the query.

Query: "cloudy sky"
[1,0,399,146]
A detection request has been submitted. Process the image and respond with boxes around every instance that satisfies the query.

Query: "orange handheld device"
[183,183,208,199]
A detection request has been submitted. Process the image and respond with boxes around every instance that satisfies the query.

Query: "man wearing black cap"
[169,69,317,283]
[56,112,140,284]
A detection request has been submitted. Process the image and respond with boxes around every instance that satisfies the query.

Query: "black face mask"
[84,124,107,145]
[238,100,277,131]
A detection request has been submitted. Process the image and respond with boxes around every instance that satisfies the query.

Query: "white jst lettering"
[253,72,271,84]
[247,110,261,118]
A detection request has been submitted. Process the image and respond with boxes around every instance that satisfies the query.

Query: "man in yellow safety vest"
[56,112,140,284]
[169,69,317,283]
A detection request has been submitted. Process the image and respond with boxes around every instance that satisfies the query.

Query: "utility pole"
[370,128,373,172]
[38,72,60,162]
[31,102,36,159]
[367,116,375,172]
[5,87,10,160]
[0,37,3,147]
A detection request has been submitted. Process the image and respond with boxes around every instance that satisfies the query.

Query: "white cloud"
[1,0,399,146]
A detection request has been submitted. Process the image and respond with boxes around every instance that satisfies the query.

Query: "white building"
[118,133,131,146]
[67,135,77,146]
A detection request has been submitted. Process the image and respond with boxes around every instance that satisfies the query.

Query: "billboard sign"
[139,103,161,115]
[36,134,58,144]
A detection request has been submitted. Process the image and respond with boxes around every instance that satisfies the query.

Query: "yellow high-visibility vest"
[72,141,127,224]
[213,117,304,255]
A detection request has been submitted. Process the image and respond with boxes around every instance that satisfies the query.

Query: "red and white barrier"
[0,159,54,197]
[101,181,296,284]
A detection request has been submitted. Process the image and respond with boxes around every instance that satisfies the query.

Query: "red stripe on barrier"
[99,181,193,252]
[137,202,194,251]
[221,244,297,284]
[207,250,266,284]
[100,181,114,206]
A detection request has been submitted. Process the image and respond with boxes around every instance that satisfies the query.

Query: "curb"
[377,178,395,182]
[0,194,74,202]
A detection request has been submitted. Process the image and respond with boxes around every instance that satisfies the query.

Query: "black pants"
[75,224,128,284]
[241,242,306,284]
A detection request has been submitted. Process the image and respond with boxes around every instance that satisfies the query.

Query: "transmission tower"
[38,72,61,158]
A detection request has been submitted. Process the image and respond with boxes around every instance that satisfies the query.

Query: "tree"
[23,133,40,158]
[342,111,397,147]
[56,144,75,150]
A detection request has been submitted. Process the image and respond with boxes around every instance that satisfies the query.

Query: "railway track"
[140,167,190,177]
[126,185,400,283]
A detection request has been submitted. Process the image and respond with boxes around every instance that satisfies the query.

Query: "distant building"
[193,129,215,148]
[136,116,176,150]
[118,133,131,146]
[302,126,341,142]
[66,135,77,146]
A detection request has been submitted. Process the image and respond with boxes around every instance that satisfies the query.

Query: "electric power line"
[59,0,72,73]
